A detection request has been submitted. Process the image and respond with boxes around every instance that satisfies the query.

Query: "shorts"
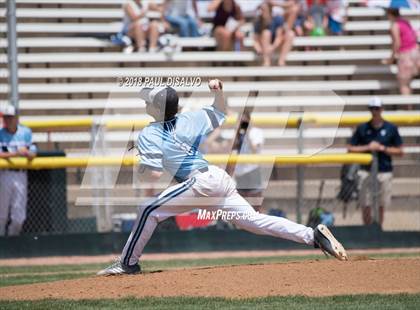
[122,18,164,35]
[357,170,393,209]
[271,15,284,33]
[398,47,420,83]
[328,16,343,35]
[294,15,305,28]
[254,15,284,42]
[254,19,270,34]
[254,16,284,34]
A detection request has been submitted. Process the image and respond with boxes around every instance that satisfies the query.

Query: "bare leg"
[304,19,314,36]
[379,206,384,227]
[260,29,272,66]
[284,2,299,31]
[272,27,284,51]
[398,76,414,109]
[148,20,159,52]
[295,25,304,37]
[278,29,294,66]
[254,34,263,55]
[128,20,146,51]
[362,206,373,225]
[399,80,412,96]
[214,26,231,51]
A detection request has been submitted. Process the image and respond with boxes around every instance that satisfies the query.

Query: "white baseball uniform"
[121,105,314,266]
[0,124,36,236]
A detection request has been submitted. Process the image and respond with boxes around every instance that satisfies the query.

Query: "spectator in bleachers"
[162,0,202,37]
[383,8,419,96]
[326,0,347,36]
[122,0,160,52]
[254,1,277,66]
[304,0,328,37]
[254,1,295,66]
[293,1,308,37]
[268,0,302,31]
[282,0,302,31]
[0,106,37,236]
[347,97,403,227]
[208,0,246,51]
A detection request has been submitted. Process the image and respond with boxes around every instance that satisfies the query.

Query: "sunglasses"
[369,107,381,111]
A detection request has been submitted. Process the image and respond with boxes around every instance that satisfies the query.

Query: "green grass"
[1,251,419,288]
[0,273,91,288]
[0,294,419,310]
[1,253,419,309]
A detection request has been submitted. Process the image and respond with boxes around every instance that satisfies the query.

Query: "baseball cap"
[368,97,383,108]
[1,105,17,116]
[139,86,179,107]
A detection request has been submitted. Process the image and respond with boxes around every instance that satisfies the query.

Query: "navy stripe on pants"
[123,178,196,266]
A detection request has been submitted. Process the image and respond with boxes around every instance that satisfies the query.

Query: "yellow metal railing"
[0,153,372,170]
[21,114,420,130]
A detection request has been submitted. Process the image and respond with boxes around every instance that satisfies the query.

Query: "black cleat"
[314,224,348,261]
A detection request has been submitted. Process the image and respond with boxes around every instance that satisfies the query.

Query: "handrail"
[21,114,420,130]
[0,153,372,169]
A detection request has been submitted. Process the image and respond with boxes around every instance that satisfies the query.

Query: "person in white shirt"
[233,109,265,212]
[0,106,37,236]
[209,0,246,51]
[163,0,202,37]
[122,0,160,52]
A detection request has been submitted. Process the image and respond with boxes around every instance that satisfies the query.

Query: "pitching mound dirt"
[1,258,420,300]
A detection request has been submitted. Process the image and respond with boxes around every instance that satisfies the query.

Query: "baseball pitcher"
[98,79,347,275]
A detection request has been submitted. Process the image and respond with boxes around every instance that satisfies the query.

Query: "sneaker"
[123,45,134,54]
[97,258,141,276]
[314,224,348,261]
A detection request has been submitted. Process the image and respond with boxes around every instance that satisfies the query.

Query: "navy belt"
[175,167,209,183]
[197,167,209,174]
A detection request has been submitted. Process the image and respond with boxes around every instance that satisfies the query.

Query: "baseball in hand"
[208,79,222,91]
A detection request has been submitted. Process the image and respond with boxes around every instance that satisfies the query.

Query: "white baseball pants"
[121,165,314,266]
[0,170,28,236]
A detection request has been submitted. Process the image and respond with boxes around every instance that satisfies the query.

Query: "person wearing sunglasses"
[347,97,404,227]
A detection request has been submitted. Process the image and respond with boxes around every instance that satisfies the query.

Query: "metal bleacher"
[0,0,419,149]
[0,0,418,138]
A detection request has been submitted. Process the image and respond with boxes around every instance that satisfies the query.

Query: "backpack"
[307,207,334,229]
[337,164,360,203]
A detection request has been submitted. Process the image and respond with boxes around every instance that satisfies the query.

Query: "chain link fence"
[280,154,420,232]
[1,153,418,238]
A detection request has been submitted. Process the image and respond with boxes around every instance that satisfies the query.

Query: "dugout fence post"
[7,0,19,109]
[296,118,304,224]
[370,152,380,225]
[90,123,113,232]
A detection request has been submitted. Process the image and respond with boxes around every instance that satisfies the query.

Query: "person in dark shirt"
[347,97,403,226]
[208,0,245,51]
